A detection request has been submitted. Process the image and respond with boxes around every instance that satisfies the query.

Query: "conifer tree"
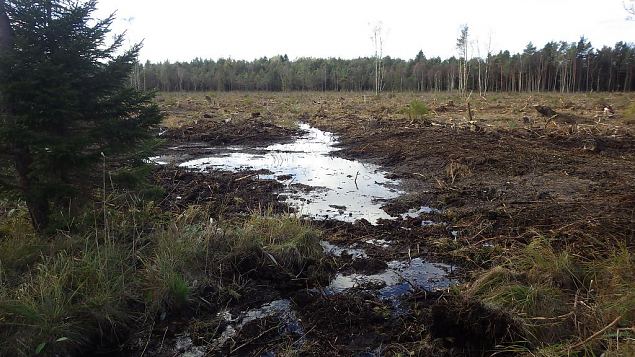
[0,0,162,232]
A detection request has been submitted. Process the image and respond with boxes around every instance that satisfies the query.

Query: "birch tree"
[456,25,469,96]
[371,22,384,96]
[626,0,635,19]
[483,33,493,95]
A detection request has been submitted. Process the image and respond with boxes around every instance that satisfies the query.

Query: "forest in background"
[134,38,635,93]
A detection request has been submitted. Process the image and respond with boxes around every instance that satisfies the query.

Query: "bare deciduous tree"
[626,0,635,19]
[456,25,469,97]
[371,22,384,96]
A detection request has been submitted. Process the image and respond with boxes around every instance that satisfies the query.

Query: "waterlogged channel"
[157,123,402,223]
[154,123,458,354]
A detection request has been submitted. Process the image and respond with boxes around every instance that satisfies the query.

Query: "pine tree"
[0,0,162,232]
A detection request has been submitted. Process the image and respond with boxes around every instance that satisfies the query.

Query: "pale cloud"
[95,0,633,62]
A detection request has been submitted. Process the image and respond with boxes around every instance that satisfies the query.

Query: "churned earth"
[133,91,634,356]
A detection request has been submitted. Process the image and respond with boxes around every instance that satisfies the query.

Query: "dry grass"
[464,235,635,355]
[156,91,635,135]
[0,198,326,356]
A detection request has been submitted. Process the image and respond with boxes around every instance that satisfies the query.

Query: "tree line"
[134,38,635,93]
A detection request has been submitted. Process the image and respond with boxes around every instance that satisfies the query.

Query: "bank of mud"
[305,106,634,249]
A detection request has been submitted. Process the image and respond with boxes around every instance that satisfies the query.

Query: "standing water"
[168,123,403,223]
[152,123,457,354]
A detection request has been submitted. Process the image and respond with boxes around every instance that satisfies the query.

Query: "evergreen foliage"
[0,0,162,232]
[134,38,635,93]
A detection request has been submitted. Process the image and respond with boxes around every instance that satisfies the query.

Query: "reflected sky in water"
[177,124,403,223]
[325,258,455,298]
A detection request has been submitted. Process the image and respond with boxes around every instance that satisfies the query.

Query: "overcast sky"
[95,0,633,62]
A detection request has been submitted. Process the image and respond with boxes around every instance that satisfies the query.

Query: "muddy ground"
[134,92,634,356]
[156,91,634,259]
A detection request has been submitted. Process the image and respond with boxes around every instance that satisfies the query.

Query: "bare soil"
[142,91,635,356]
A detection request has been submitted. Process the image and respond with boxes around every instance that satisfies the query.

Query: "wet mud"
[135,93,635,356]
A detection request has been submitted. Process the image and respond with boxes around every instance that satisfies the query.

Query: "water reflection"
[176,124,402,223]
[325,258,455,298]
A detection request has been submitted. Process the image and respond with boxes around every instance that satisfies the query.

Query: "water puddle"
[364,239,393,248]
[319,241,456,304]
[401,205,440,219]
[325,258,455,298]
[320,241,367,259]
[173,335,207,357]
[156,124,403,224]
[213,299,303,349]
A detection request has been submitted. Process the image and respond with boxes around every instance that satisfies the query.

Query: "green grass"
[0,200,326,356]
[464,235,635,355]
[0,244,134,356]
[229,211,323,274]
[141,207,326,311]
[0,214,43,276]
[623,100,635,125]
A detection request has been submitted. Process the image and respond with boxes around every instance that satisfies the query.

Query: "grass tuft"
[464,235,635,353]
[0,198,327,355]
[0,243,134,356]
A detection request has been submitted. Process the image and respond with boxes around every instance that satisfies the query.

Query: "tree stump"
[533,105,557,117]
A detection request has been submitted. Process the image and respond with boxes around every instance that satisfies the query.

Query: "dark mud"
[136,94,635,356]
[162,117,301,147]
[306,114,635,250]
[144,123,470,356]
[152,165,288,217]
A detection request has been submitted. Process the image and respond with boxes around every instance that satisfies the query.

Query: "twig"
[292,325,316,345]
[473,236,499,246]
[521,96,533,111]
[158,326,169,352]
[568,315,622,351]
[230,323,281,354]
[527,311,574,321]
[140,317,157,357]
[235,173,258,182]
[468,223,492,242]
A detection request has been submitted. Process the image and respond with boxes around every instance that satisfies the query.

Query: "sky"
[94,0,633,63]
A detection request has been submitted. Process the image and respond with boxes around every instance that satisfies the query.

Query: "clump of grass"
[230,212,323,272]
[140,207,213,313]
[623,101,635,125]
[445,160,472,184]
[0,243,135,356]
[464,235,634,354]
[140,207,326,313]
[517,237,580,289]
[0,204,43,277]
[592,246,635,323]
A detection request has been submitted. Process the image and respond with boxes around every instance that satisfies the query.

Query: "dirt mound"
[429,296,527,355]
[153,166,288,217]
[307,114,635,249]
[162,118,301,146]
